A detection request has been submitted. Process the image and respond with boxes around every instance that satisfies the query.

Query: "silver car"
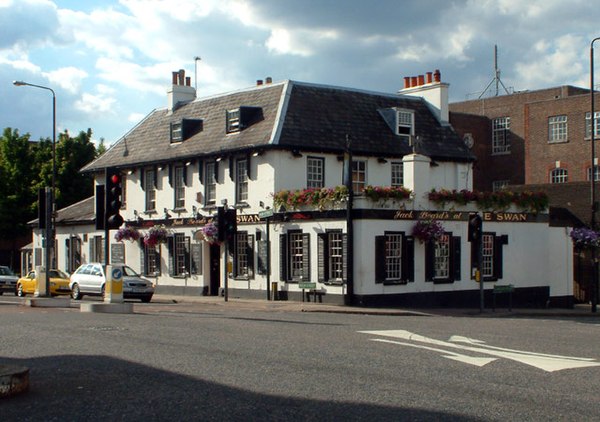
[69,263,154,302]
[0,266,19,295]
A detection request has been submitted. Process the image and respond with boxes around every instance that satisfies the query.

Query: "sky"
[2,0,600,146]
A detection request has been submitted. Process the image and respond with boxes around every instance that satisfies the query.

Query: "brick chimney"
[399,69,449,124]
[167,69,196,113]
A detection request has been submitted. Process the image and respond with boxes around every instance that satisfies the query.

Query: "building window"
[89,236,104,263]
[391,162,404,187]
[142,242,161,276]
[588,165,600,182]
[492,117,510,154]
[397,110,414,140]
[144,168,156,212]
[233,232,254,279]
[174,165,185,209]
[168,233,190,277]
[318,231,347,284]
[226,109,241,133]
[205,161,216,205]
[425,234,460,283]
[550,168,568,184]
[492,180,509,192]
[280,231,310,282]
[374,232,414,284]
[548,115,567,143]
[307,157,325,188]
[471,233,506,281]
[236,158,248,203]
[352,160,367,192]
[585,111,600,139]
[170,121,182,142]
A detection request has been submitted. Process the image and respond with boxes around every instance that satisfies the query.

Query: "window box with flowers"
[428,188,548,213]
[363,185,412,204]
[273,186,348,211]
[114,226,141,242]
[411,219,445,244]
[144,225,169,248]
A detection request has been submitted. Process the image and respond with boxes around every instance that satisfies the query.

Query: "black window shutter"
[317,233,327,283]
[425,241,435,281]
[302,233,311,281]
[494,235,504,279]
[451,236,461,281]
[402,236,415,282]
[153,166,158,188]
[246,154,252,180]
[198,160,204,184]
[229,157,235,181]
[342,233,348,282]
[214,160,220,183]
[232,233,238,278]
[470,240,477,279]
[248,234,255,279]
[183,165,188,187]
[139,239,146,275]
[140,169,145,191]
[156,247,162,275]
[375,235,385,283]
[168,164,173,187]
[167,236,175,276]
[279,234,288,281]
[184,236,191,274]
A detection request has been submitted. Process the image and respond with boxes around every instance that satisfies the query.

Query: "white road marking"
[359,330,600,372]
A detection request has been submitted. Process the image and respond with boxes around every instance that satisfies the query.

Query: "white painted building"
[33,70,576,307]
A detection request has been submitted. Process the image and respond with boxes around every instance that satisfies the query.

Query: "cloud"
[0,0,60,50]
[44,66,88,94]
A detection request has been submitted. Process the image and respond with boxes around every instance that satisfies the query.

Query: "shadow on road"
[1,355,479,421]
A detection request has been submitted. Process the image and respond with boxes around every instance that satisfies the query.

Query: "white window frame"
[481,234,494,278]
[145,169,156,212]
[289,232,304,281]
[385,233,403,281]
[170,121,182,142]
[328,231,343,281]
[391,162,404,187]
[235,232,250,277]
[396,109,414,140]
[173,233,188,277]
[550,168,568,184]
[236,158,248,203]
[548,115,567,143]
[434,234,450,279]
[205,161,216,205]
[492,117,511,154]
[226,109,241,133]
[174,165,185,209]
[492,180,509,192]
[307,156,325,189]
[352,160,367,193]
[588,165,600,182]
[586,111,600,139]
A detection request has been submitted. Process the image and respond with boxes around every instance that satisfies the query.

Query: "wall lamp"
[164,208,171,219]
[291,150,302,158]
[377,157,388,164]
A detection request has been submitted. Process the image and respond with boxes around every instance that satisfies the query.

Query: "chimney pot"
[185,76,191,87]
[404,77,410,89]
[426,72,433,84]
[266,76,272,84]
[418,75,425,86]
[172,72,178,85]
[434,69,441,83]
[411,76,418,87]
[257,80,263,86]
[178,69,185,85]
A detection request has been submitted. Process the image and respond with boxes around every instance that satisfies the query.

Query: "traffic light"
[468,212,482,242]
[216,206,225,241]
[105,167,124,229]
[225,208,237,252]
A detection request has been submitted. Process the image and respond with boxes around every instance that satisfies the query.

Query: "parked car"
[0,266,19,295]
[69,263,154,303]
[17,269,71,297]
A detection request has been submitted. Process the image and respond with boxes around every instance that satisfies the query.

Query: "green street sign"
[258,209,274,219]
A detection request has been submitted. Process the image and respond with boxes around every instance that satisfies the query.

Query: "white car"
[69,263,154,303]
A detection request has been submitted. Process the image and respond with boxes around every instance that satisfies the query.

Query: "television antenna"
[478,45,510,98]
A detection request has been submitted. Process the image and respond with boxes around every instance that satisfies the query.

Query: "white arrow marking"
[372,338,498,367]
[359,330,600,372]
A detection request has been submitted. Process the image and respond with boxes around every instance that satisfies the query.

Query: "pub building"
[37,69,575,307]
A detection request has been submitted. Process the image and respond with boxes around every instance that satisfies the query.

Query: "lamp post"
[13,81,56,296]
[590,38,600,313]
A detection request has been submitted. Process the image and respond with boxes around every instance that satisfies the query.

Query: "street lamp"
[590,38,600,313]
[13,81,56,297]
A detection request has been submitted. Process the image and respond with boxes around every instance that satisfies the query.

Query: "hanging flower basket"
[412,219,445,244]
[114,226,141,242]
[200,222,220,244]
[144,225,169,248]
[570,227,600,250]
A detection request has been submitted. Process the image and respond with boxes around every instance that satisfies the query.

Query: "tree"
[54,129,95,209]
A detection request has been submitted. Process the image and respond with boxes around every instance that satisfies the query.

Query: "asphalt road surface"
[1,299,599,421]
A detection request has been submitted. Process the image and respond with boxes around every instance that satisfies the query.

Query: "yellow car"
[17,269,71,297]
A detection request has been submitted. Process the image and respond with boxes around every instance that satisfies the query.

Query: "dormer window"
[226,109,241,133]
[396,110,414,140]
[170,119,203,143]
[170,122,183,142]
[226,106,263,134]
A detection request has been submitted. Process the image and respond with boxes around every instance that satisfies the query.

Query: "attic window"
[226,109,241,133]
[170,119,203,143]
[170,122,183,142]
[396,110,414,140]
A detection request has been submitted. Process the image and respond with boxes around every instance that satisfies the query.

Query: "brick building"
[449,86,596,192]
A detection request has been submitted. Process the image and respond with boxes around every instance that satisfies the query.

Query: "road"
[1,298,599,421]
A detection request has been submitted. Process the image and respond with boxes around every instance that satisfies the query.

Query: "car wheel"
[17,284,25,297]
[141,296,152,303]
[71,283,82,300]
[101,285,106,300]
[0,291,3,296]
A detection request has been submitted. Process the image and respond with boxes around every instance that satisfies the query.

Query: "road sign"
[112,267,123,281]
[258,209,274,219]
[299,282,316,289]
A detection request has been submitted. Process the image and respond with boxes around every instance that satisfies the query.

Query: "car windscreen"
[121,265,140,277]
[0,267,15,276]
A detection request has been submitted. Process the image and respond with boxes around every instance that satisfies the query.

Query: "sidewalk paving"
[151,294,600,318]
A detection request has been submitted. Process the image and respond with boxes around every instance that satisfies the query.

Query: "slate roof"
[82,80,474,173]
[28,196,95,227]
